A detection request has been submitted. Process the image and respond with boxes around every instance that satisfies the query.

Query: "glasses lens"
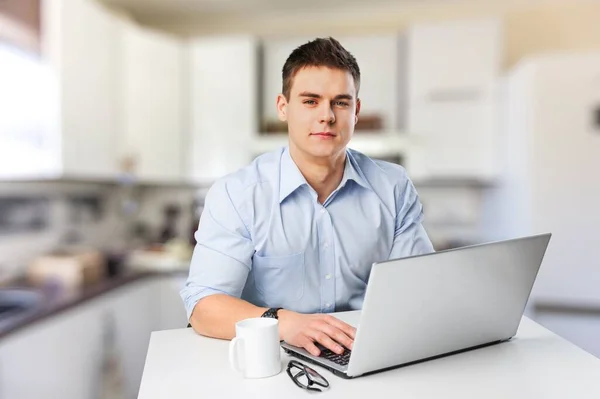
[305,366,328,386]
[287,361,327,392]
[293,370,310,387]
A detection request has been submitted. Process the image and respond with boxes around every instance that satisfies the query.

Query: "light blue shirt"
[181,146,434,320]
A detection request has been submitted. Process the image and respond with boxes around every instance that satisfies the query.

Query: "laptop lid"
[346,233,551,377]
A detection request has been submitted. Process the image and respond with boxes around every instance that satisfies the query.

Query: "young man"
[181,37,434,357]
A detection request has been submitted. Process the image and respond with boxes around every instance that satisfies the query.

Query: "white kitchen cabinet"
[189,36,258,183]
[0,300,107,399]
[0,275,186,399]
[107,278,160,398]
[406,98,499,180]
[407,18,502,104]
[405,18,503,181]
[156,274,189,330]
[93,275,188,397]
[3,0,188,182]
[336,35,402,131]
[39,0,121,180]
[120,22,186,184]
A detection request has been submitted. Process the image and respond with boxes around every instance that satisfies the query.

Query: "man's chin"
[290,139,347,160]
[306,145,346,159]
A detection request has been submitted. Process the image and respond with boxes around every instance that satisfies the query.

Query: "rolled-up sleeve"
[180,180,255,321]
[388,179,435,260]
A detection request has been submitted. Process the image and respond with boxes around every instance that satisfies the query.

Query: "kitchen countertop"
[0,269,188,341]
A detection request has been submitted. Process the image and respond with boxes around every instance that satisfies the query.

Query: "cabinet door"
[157,274,189,330]
[0,301,106,399]
[52,0,121,179]
[407,18,502,104]
[121,23,185,183]
[406,100,497,180]
[108,278,159,398]
[336,35,401,131]
[189,36,258,183]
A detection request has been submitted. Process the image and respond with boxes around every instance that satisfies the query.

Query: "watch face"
[262,308,280,319]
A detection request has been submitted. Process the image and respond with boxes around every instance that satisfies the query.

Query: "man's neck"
[290,146,346,204]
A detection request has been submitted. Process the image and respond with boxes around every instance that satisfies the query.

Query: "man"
[181,37,434,358]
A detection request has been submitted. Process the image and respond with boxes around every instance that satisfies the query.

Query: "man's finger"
[318,322,354,350]
[300,336,321,357]
[324,315,357,340]
[309,330,345,355]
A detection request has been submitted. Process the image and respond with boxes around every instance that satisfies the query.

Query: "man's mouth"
[310,132,336,137]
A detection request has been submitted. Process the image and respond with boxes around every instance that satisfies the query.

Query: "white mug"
[229,317,282,378]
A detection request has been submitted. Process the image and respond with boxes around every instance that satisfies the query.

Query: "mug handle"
[229,337,245,373]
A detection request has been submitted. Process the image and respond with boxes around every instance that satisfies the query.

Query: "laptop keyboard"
[319,347,352,366]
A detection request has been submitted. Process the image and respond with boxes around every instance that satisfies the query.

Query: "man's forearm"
[189,294,267,340]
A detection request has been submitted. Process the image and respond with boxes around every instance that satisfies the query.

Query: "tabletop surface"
[138,313,600,399]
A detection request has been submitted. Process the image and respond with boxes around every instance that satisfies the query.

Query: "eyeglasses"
[286,360,330,392]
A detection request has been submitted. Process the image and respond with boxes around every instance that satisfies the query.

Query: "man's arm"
[388,178,435,259]
[182,180,354,355]
[181,179,257,335]
[190,295,355,357]
[190,294,266,339]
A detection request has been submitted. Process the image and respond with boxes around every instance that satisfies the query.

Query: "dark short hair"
[281,37,361,100]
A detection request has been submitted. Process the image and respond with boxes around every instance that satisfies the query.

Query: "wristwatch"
[261,307,283,319]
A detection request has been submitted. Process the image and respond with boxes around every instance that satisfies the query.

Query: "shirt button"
[326,303,331,308]
[321,208,326,214]
[325,274,332,280]
[323,242,329,248]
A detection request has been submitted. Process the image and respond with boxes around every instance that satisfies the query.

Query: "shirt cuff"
[180,286,232,322]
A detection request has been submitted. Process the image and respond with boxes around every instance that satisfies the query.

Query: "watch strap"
[261,307,283,319]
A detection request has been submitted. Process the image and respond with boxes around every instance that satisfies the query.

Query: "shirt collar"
[279,146,372,204]
[279,147,308,203]
[340,150,371,191]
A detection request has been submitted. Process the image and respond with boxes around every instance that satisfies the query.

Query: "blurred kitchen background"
[0,0,599,397]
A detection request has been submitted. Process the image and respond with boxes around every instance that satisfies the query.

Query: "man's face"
[277,66,361,160]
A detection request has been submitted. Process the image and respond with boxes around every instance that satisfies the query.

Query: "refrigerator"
[481,50,600,357]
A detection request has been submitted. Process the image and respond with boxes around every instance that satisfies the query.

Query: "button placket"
[319,210,335,312]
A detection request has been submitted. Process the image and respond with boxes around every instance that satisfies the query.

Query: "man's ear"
[354,98,361,125]
[276,94,288,122]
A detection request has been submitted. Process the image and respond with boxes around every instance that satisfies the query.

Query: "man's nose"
[319,104,336,124]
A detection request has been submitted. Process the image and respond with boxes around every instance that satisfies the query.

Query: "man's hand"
[278,310,356,357]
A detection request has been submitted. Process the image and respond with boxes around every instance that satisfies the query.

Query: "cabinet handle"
[426,88,481,103]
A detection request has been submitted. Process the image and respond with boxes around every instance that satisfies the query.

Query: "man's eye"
[304,100,317,105]
[335,101,349,107]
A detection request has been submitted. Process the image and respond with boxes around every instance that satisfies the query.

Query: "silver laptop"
[281,233,552,378]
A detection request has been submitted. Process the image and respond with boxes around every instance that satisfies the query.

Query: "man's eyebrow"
[297,92,354,101]
[298,91,321,98]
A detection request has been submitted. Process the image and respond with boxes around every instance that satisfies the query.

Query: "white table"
[138,314,600,398]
